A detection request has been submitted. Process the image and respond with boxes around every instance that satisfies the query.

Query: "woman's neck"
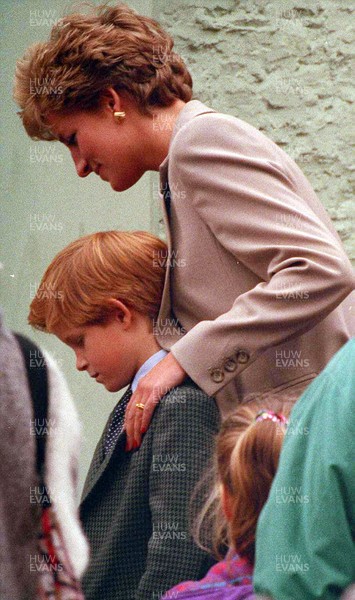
[128,98,187,171]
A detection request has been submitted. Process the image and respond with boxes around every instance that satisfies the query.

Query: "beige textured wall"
[153,0,354,261]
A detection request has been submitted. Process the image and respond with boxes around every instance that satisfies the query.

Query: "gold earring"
[113,111,126,123]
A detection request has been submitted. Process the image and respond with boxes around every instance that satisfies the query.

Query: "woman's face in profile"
[47,103,147,192]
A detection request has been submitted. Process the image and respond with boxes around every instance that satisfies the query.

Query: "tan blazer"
[155,100,354,412]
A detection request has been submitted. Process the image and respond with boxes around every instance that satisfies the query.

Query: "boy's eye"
[62,133,77,147]
[67,133,77,146]
[75,335,84,347]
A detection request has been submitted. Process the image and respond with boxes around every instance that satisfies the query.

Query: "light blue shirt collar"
[131,349,168,392]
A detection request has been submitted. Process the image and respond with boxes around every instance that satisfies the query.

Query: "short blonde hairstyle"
[193,394,293,565]
[14,3,193,140]
[29,230,167,331]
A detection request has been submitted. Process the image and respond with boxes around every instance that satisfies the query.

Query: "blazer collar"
[159,99,215,183]
[80,387,132,504]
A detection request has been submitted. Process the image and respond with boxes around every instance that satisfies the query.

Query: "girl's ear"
[106,298,133,328]
[221,484,233,523]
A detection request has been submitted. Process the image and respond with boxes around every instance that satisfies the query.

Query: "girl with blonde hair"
[163,395,292,599]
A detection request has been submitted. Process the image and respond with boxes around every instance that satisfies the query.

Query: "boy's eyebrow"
[62,333,81,345]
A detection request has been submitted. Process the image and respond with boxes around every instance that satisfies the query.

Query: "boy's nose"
[75,352,88,371]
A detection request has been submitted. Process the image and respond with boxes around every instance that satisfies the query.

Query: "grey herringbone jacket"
[80,380,220,600]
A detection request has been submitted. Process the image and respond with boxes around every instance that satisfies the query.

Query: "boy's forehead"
[53,322,83,343]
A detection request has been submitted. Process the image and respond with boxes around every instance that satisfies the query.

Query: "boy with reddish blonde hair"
[29,230,220,600]
[30,231,167,330]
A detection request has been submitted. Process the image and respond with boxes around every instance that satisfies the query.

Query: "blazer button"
[224,358,237,372]
[209,368,225,383]
[236,350,250,364]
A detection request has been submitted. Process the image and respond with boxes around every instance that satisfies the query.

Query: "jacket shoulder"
[158,380,220,421]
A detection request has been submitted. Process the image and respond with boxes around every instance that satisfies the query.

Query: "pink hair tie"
[254,410,288,427]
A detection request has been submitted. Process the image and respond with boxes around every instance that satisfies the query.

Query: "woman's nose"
[74,155,92,178]
[70,147,92,178]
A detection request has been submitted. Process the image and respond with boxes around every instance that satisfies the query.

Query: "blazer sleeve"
[168,113,355,395]
[135,385,220,600]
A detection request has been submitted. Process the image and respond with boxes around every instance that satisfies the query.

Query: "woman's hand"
[124,352,187,451]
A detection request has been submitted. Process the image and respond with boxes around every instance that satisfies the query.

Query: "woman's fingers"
[133,395,154,447]
[124,353,187,451]
[124,394,143,450]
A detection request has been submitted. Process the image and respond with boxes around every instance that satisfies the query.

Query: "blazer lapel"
[157,174,173,345]
[156,101,216,351]
[80,388,131,504]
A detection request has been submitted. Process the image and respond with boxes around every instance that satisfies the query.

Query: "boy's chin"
[102,380,129,393]
[110,180,130,192]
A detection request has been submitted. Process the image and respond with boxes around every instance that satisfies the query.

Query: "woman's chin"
[110,171,144,192]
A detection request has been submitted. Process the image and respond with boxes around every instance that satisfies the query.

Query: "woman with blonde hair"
[163,395,292,599]
[14,3,354,450]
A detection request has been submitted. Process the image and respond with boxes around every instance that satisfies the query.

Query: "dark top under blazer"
[80,380,220,600]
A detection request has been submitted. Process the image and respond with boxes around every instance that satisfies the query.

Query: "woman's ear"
[106,298,133,328]
[99,87,123,112]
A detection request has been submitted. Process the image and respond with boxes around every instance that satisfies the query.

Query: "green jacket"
[254,339,355,600]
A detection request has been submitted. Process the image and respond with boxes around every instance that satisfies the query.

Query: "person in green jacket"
[254,338,355,600]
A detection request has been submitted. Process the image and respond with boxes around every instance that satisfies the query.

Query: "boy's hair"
[14,3,193,140]
[28,230,167,331]
[192,394,293,565]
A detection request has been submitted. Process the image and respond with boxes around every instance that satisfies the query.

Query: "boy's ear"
[106,299,133,328]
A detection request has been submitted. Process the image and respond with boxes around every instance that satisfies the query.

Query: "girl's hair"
[192,394,293,565]
[28,230,167,331]
[14,3,193,140]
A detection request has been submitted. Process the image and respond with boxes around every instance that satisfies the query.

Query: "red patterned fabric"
[36,506,85,600]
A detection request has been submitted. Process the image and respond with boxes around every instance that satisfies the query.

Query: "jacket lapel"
[156,174,173,345]
[80,388,131,504]
[156,101,216,350]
